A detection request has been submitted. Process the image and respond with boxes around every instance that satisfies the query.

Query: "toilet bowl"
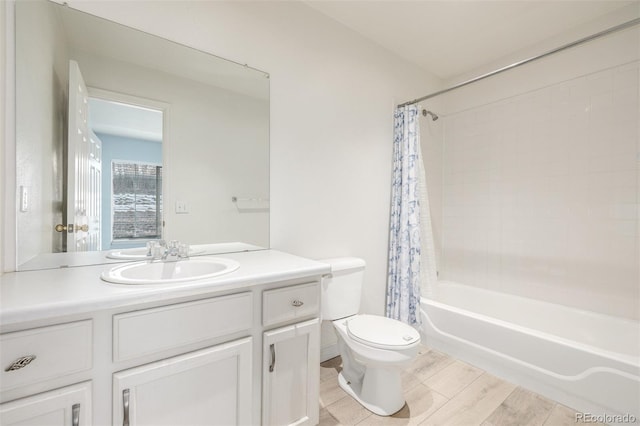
[320,258,421,416]
[332,314,420,415]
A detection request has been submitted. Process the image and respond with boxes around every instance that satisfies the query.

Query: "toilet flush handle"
[291,300,304,307]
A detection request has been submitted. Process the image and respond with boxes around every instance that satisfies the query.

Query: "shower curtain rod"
[397,17,640,108]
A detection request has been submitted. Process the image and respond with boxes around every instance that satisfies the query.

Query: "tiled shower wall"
[440,61,639,320]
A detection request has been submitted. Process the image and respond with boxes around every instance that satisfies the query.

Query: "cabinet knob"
[291,300,304,307]
[5,355,36,371]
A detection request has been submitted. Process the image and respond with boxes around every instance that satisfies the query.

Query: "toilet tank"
[319,257,366,320]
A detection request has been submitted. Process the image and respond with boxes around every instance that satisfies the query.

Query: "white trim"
[109,159,162,167]
[87,87,169,112]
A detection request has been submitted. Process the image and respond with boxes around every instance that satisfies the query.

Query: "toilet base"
[337,370,406,416]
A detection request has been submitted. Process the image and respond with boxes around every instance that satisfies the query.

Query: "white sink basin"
[106,247,204,260]
[101,257,239,284]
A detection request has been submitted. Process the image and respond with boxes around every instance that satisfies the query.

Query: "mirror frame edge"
[3,0,17,273]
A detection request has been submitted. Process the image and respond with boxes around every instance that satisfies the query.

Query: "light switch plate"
[20,186,29,212]
[175,200,189,214]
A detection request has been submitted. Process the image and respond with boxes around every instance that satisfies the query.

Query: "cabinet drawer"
[263,282,319,327]
[114,292,252,362]
[0,321,93,392]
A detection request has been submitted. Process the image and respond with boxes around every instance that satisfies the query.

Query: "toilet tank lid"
[318,257,366,272]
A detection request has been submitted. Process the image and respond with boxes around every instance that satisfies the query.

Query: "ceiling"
[89,98,163,143]
[305,0,637,79]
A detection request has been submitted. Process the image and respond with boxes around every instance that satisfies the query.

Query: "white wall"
[14,0,69,266]
[65,0,440,318]
[438,5,639,319]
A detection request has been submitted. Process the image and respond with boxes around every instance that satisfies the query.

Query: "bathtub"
[420,281,640,423]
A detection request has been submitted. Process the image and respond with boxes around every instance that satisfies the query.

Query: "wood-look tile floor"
[319,346,605,426]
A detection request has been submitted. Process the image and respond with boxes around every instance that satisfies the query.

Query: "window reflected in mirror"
[111,163,163,246]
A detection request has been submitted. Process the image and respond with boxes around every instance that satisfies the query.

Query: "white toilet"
[321,257,421,416]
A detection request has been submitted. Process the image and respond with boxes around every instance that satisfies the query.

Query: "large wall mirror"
[15,0,270,270]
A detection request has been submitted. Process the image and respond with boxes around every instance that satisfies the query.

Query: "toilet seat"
[346,314,420,350]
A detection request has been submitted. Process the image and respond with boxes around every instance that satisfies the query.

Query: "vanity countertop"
[0,250,330,328]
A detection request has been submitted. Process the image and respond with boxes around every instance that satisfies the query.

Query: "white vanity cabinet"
[0,381,92,426]
[113,338,252,426]
[262,283,321,426]
[0,321,93,425]
[111,292,254,425]
[0,250,330,426]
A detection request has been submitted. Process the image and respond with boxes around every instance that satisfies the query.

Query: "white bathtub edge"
[420,304,640,422]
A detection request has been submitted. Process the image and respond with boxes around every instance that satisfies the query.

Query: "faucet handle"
[146,241,157,257]
[178,243,190,259]
[153,245,165,259]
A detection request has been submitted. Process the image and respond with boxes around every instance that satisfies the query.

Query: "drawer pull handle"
[269,343,276,372]
[72,403,80,426]
[5,355,36,371]
[123,389,130,426]
[291,300,304,307]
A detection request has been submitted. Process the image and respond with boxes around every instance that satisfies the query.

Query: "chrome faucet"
[162,240,181,261]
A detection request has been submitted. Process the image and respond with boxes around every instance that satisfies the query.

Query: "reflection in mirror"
[15,0,270,270]
[89,96,164,251]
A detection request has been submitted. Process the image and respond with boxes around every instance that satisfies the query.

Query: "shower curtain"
[417,118,438,299]
[386,105,423,326]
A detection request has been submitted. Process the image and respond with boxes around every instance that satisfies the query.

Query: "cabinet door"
[0,381,91,426]
[263,318,320,426]
[113,338,252,426]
